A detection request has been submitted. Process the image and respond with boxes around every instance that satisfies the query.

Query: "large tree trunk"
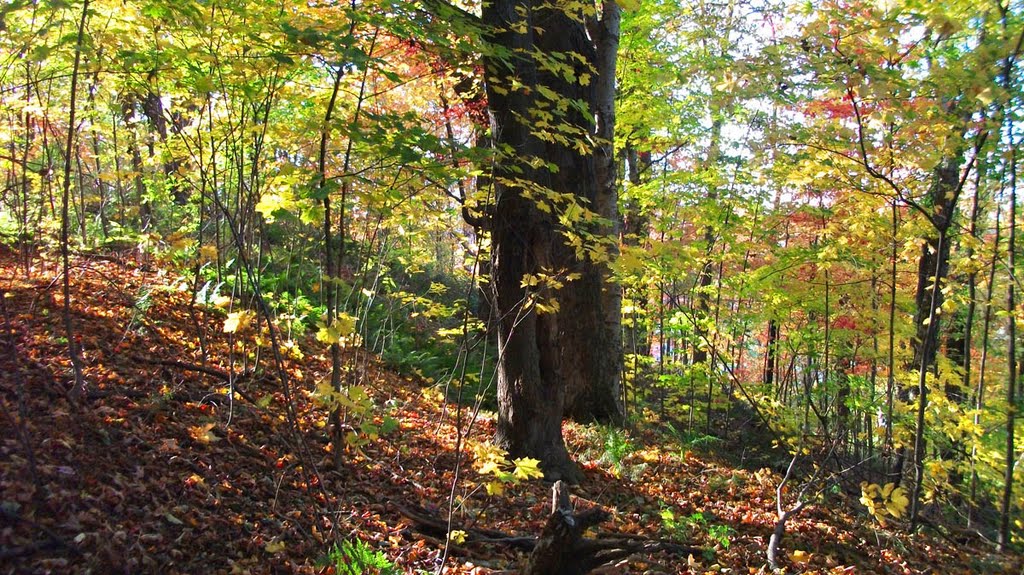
[483,0,580,482]
[550,2,624,424]
[480,0,625,481]
[492,211,579,481]
[481,0,623,477]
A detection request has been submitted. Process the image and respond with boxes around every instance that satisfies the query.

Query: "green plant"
[663,422,721,451]
[684,433,722,449]
[312,383,399,450]
[321,538,398,575]
[599,427,635,474]
[707,523,734,549]
[659,509,733,552]
[658,507,691,540]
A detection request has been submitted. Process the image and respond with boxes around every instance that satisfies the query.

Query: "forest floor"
[0,245,1020,575]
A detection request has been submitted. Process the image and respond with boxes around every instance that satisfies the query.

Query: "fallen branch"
[392,486,705,573]
[389,501,536,550]
[127,356,261,406]
[767,440,841,569]
[132,356,231,381]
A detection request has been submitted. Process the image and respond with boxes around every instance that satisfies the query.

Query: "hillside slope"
[0,247,1017,574]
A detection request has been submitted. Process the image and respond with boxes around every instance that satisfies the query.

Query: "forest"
[0,0,1022,573]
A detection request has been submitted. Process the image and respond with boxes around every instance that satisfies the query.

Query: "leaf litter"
[0,247,1018,574]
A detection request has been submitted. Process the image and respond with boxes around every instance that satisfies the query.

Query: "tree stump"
[524,481,612,575]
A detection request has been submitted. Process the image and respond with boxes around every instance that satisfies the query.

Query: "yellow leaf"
[976,86,994,106]
[534,299,560,314]
[316,313,358,346]
[512,457,544,480]
[255,186,296,223]
[471,442,509,464]
[312,381,341,408]
[264,539,287,553]
[638,448,661,463]
[881,482,895,498]
[789,549,813,564]
[485,481,505,496]
[316,324,341,345]
[886,487,909,518]
[198,245,218,263]
[188,423,219,444]
[223,310,254,333]
[477,460,503,476]
[448,530,467,545]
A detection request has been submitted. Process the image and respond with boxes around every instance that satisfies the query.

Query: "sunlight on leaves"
[789,549,812,565]
[188,423,219,444]
[223,310,255,333]
[316,313,360,347]
[511,457,544,480]
[469,442,543,493]
[860,482,909,526]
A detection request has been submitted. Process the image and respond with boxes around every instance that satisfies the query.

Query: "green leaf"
[29,45,52,62]
[270,52,295,66]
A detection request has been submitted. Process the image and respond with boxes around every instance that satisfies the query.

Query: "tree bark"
[764,319,780,389]
[62,0,90,403]
[319,65,345,471]
[909,144,969,528]
[693,117,722,368]
[999,124,1017,551]
[552,2,624,424]
[120,95,152,230]
[525,481,610,575]
[483,0,580,482]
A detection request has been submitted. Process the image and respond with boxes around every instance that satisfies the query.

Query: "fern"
[322,539,398,575]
